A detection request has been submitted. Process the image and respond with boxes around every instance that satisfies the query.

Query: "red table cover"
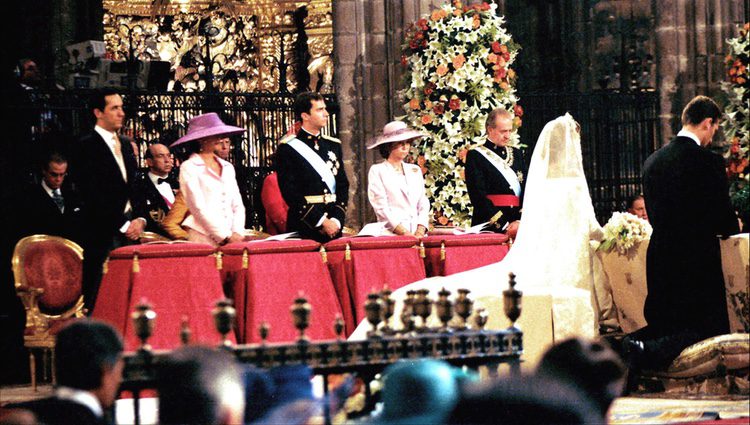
[420,233,510,277]
[92,243,228,351]
[324,236,426,334]
[221,239,343,343]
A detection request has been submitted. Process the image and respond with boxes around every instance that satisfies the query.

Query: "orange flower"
[448,97,461,110]
[409,98,421,110]
[421,114,433,125]
[487,53,498,64]
[431,9,447,21]
[497,57,506,68]
[436,64,449,76]
[499,81,509,91]
[458,148,468,163]
[453,8,462,16]
[437,215,449,225]
[491,41,502,53]
[513,116,522,128]
[424,99,433,109]
[514,104,524,117]
[459,169,466,180]
[737,77,747,84]
[452,54,466,69]
[507,68,516,80]
[499,44,508,54]
[472,15,481,29]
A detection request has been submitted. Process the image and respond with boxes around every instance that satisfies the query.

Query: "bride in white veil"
[350,113,608,340]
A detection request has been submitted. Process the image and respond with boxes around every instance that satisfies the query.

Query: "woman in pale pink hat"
[367,120,431,236]
[171,113,246,245]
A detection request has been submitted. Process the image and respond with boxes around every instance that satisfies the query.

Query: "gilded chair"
[12,234,86,390]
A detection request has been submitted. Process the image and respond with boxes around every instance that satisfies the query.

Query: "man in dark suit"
[74,88,146,311]
[465,108,526,234]
[132,143,177,237]
[276,92,349,242]
[17,152,84,244]
[629,96,740,370]
[10,319,124,425]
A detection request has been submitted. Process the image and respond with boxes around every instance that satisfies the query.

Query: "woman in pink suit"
[367,121,430,237]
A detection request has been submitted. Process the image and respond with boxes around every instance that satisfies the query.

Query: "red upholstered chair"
[324,236,426,334]
[92,243,229,351]
[220,239,343,343]
[260,172,289,235]
[420,233,510,277]
[12,235,86,390]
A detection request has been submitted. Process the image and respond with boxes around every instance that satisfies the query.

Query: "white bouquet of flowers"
[599,212,653,255]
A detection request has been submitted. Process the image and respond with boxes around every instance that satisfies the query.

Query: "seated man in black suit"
[16,151,84,244]
[133,143,177,237]
[10,319,124,425]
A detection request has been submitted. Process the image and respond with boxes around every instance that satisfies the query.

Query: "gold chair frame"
[12,234,86,390]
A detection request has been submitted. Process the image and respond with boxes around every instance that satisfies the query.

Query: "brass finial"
[291,293,311,342]
[364,292,383,337]
[440,241,446,261]
[435,287,453,331]
[180,315,191,345]
[102,257,109,274]
[455,289,473,329]
[474,307,488,330]
[242,248,249,269]
[345,242,351,261]
[380,286,395,335]
[414,289,432,332]
[212,298,236,348]
[503,272,522,329]
[215,251,223,270]
[419,241,425,258]
[131,300,156,352]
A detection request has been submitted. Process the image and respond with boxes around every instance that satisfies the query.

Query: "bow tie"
[157,178,169,185]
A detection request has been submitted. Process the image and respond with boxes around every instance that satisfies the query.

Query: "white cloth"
[179,153,245,244]
[55,386,103,418]
[367,162,430,233]
[350,114,604,340]
[148,171,175,204]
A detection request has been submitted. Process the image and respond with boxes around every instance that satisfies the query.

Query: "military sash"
[474,145,521,196]
[287,138,337,193]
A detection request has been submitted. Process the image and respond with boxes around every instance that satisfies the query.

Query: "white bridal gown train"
[350,114,614,347]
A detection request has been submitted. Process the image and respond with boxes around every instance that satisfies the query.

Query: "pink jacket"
[367,161,430,233]
[179,153,245,243]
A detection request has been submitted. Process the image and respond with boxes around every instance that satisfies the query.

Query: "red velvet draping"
[92,243,229,351]
[421,234,510,276]
[324,236,426,334]
[221,239,342,343]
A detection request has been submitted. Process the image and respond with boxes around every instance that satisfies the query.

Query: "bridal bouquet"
[400,1,522,227]
[599,212,652,255]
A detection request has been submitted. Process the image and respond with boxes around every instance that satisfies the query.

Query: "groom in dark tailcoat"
[631,96,740,370]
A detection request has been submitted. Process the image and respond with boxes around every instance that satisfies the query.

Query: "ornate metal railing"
[117,276,525,425]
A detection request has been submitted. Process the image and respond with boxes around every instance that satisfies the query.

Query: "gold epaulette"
[321,134,341,144]
[279,134,295,144]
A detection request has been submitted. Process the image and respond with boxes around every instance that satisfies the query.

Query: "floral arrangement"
[400,1,522,227]
[599,212,653,255]
[720,23,749,228]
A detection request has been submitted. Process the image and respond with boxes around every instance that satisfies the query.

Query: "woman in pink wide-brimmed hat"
[366,120,431,237]
[171,113,246,245]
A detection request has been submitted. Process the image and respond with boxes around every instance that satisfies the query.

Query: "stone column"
[654,0,746,142]
[333,0,442,229]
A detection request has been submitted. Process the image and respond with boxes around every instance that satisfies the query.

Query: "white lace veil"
[504,112,602,291]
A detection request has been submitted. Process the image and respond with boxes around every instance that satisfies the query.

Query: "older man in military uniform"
[276,92,349,242]
[465,108,526,234]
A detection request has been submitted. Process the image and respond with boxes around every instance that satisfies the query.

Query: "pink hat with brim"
[170,112,245,147]
[367,120,424,150]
